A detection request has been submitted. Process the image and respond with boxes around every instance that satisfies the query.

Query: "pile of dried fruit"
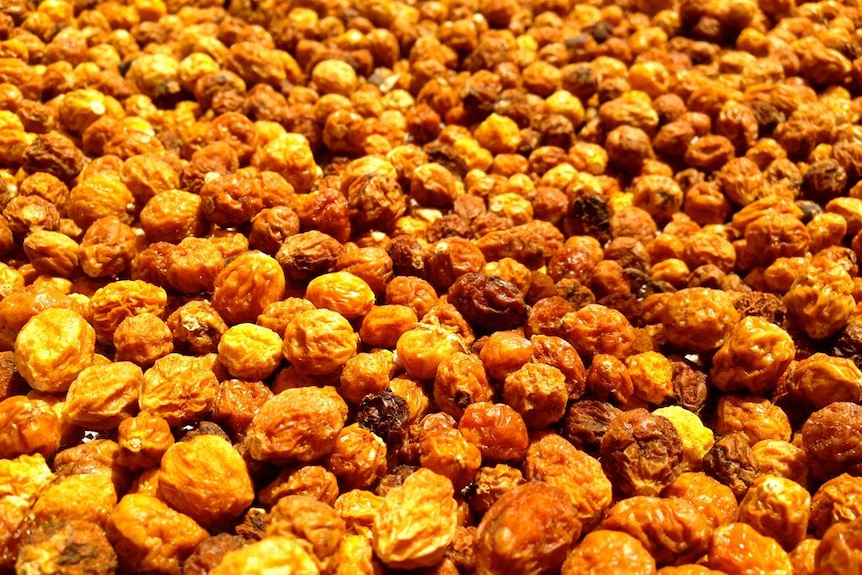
[1,0,862,573]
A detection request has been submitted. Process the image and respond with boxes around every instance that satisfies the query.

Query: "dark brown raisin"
[249,206,301,256]
[670,357,709,416]
[357,390,409,445]
[563,194,612,244]
[448,272,529,332]
[388,234,429,278]
[560,399,622,457]
[275,230,343,284]
[733,291,788,327]
[702,432,761,499]
[22,132,86,184]
[600,408,684,497]
[803,159,848,204]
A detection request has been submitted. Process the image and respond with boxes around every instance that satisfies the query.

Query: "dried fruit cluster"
[1,0,862,573]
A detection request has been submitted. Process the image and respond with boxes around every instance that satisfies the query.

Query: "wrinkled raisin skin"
[448,272,529,332]
[357,390,409,445]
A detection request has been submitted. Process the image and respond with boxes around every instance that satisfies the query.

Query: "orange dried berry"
[63,361,143,430]
[396,323,465,381]
[212,251,286,326]
[305,270,375,320]
[0,396,61,459]
[29,472,117,527]
[212,378,274,440]
[138,353,219,427]
[87,280,168,345]
[664,472,739,530]
[476,482,581,575]
[625,351,674,406]
[562,530,656,575]
[459,402,529,463]
[158,435,255,530]
[113,313,173,367]
[418,424,482,490]
[707,522,793,574]
[210,536,319,575]
[338,350,396,405]
[524,433,613,531]
[328,420,389,488]
[564,304,637,359]
[282,308,358,376]
[662,287,739,353]
[358,304,418,349]
[246,385,348,464]
[106,494,208,575]
[433,351,493,420]
[600,496,712,566]
[116,412,174,471]
[784,257,855,340]
[710,316,795,395]
[503,362,568,429]
[738,474,811,551]
[264,495,345,572]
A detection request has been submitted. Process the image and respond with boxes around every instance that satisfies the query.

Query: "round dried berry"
[357,390,409,445]
[448,272,529,332]
[600,408,684,497]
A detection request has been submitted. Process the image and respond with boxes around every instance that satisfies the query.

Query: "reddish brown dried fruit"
[600,408,684,497]
[476,482,581,575]
[459,402,529,462]
[703,432,761,499]
[802,402,862,482]
[357,390,410,446]
[448,272,529,332]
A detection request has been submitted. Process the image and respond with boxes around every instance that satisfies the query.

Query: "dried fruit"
[524,433,612,531]
[16,520,118,575]
[158,435,254,530]
[802,402,862,482]
[476,482,581,575]
[600,495,712,566]
[246,386,348,464]
[372,468,458,569]
[707,522,793,574]
[448,272,529,332]
[738,474,811,550]
[210,536,319,575]
[600,408,684,497]
[562,530,656,575]
[283,309,358,376]
[106,494,208,575]
[14,308,94,393]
